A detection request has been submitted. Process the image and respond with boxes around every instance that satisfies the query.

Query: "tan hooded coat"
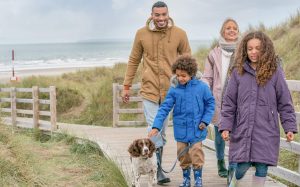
[123,17,191,103]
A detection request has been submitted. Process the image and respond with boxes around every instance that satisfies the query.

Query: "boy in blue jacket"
[149,55,215,187]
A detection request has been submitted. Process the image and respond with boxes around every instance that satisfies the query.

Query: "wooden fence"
[112,83,145,127]
[0,86,57,131]
[112,80,300,186]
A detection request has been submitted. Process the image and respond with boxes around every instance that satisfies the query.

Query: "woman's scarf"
[218,36,238,53]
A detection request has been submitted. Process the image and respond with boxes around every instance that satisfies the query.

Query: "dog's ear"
[148,139,156,158]
[128,139,141,157]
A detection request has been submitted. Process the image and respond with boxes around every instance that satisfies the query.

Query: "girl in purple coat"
[219,31,298,187]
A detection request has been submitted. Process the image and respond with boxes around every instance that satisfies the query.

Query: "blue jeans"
[236,162,268,179]
[214,126,225,160]
[229,162,237,170]
[143,99,168,148]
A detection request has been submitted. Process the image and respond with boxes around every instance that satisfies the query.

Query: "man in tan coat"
[122,1,191,185]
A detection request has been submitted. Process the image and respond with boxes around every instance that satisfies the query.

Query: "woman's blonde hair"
[220,18,239,38]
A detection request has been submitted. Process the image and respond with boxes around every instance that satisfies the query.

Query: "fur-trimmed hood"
[170,70,203,87]
[146,17,174,32]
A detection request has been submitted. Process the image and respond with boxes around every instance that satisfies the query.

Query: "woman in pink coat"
[202,18,240,178]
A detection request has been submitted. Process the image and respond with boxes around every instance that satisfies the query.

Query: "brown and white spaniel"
[128,138,156,187]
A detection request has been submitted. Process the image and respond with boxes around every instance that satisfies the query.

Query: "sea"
[0,40,211,72]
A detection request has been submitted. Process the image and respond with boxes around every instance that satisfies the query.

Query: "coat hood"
[170,70,203,87]
[146,17,174,32]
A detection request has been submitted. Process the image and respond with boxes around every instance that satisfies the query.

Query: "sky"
[0,0,299,44]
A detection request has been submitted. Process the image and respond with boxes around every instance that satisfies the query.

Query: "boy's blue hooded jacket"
[153,77,215,143]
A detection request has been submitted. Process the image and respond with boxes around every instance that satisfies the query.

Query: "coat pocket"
[269,109,279,133]
[173,119,187,140]
[194,122,207,139]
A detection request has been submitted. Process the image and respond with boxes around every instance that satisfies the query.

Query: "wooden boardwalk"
[58,123,285,187]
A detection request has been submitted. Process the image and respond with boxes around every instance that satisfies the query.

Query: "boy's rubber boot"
[179,168,191,187]
[156,147,171,185]
[217,159,228,177]
[193,168,203,187]
[252,176,266,187]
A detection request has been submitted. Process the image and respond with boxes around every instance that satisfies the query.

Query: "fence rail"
[112,83,145,127]
[112,80,300,186]
[0,86,57,131]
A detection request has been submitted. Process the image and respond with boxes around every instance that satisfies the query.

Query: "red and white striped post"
[10,49,19,82]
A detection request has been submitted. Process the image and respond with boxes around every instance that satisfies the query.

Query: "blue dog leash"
[156,133,198,173]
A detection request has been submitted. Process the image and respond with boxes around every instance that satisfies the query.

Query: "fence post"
[298,156,300,174]
[32,86,39,129]
[10,87,17,127]
[113,83,119,127]
[49,86,57,131]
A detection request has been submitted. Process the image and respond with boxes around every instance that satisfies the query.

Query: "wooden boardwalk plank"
[58,123,285,187]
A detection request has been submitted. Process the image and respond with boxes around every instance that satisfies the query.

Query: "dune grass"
[0,122,128,187]
[1,11,299,126]
[0,9,299,187]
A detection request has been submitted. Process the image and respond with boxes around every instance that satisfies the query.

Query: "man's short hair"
[152,1,168,11]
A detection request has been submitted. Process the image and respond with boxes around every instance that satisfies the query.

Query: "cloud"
[0,0,299,44]
[111,0,135,10]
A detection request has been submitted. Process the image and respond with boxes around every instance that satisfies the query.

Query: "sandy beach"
[0,66,96,84]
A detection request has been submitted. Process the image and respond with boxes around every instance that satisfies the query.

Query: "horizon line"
[0,38,213,45]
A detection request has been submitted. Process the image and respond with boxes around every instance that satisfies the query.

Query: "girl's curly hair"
[172,55,198,76]
[235,31,278,86]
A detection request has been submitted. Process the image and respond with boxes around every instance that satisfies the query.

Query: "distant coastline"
[0,66,98,84]
[0,39,211,73]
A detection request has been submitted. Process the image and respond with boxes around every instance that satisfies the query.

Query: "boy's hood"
[170,70,203,87]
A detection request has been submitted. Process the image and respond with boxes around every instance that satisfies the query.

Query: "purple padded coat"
[219,61,298,166]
